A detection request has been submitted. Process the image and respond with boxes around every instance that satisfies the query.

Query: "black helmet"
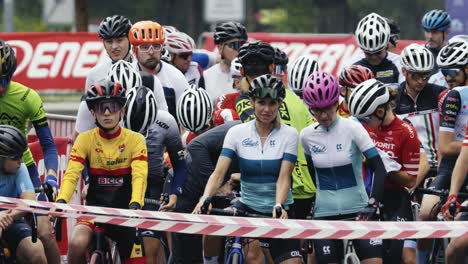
[238,41,275,66]
[0,125,27,159]
[86,79,127,109]
[214,21,247,44]
[123,86,158,135]
[0,40,17,82]
[385,17,400,35]
[98,15,132,39]
[274,47,288,66]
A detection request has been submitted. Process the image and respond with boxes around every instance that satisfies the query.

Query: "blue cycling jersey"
[0,163,34,198]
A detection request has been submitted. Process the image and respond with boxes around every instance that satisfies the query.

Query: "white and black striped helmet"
[348,79,389,118]
[288,55,320,95]
[176,88,212,133]
[108,60,142,92]
[123,86,158,135]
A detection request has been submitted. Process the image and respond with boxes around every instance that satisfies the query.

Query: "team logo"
[311,145,326,154]
[95,148,103,153]
[369,239,383,246]
[322,246,331,255]
[270,140,276,147]
[119,144,125,153]
[336,144,342,151]
[242,138,259,147]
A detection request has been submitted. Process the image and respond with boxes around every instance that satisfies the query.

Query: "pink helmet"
[302,71,340,108]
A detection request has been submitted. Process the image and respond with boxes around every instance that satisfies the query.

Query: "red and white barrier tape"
[1,196,467,239]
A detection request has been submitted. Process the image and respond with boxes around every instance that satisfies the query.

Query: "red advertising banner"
[0,33,107,91]
[201,32,425,76]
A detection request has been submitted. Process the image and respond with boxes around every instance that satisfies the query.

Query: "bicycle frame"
[225,236,244,264]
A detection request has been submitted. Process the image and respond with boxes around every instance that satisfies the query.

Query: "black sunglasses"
[225,41,246,51]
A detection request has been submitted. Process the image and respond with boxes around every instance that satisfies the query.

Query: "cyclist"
[300,71,387,264]
[123,86,187,264]
[0,40,61,264]
[177,87,213,146]
[129,20,190,119]
[166,31,205,88]
[288,55,320,98]
[395,44,445,184]
[273,47,288,81]
[421,9,451,75]
[351,12,404,88]
[204,21,248,100]
[0,125,47,264]
[76,60,168,135]
[348,79,420,264]
[56,79,148,264]
[442,125,468,264]
[338,65,375,118]
[385,17,400,53]
[194,74,302,264]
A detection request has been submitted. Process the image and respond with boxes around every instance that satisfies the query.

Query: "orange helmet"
[129,21,165,45]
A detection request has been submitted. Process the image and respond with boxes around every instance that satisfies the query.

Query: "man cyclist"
[421,9,451,75]
[0,40,61,264]
[350,12,404,89]
[123,86,187,264]
[204,21,248,100]
[57,80,148,264]
[165,31,205,88]
[0,125,47,264]
[129,20,190,119]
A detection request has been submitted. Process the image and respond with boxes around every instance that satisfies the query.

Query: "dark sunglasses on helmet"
[441,68,461,78]
[93,101,122,114]
[177,52,192,60]
[251,87,280,100]
[225,40,246,51]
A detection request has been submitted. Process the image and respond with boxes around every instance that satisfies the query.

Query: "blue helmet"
[422,9,451,32]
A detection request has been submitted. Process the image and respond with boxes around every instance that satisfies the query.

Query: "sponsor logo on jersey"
[98,176,124,186]
[279,102,291,122]
[311,144,326,154]
[374,141,395,150]
[445,103,459,111]
[322,246,331,255]
[242,138,259,147]
[270,140,276,147]
[369,239,383,246]
[0,113,22,127]
[106,157,128,166]
[95,148,103,153]
[376,70,394,78]
[156,120,169,129]
[119,144,125,153]
[336,144,342,151]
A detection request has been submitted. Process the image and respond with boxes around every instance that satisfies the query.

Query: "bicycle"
[200,197,282,264]
[415,187,468,264]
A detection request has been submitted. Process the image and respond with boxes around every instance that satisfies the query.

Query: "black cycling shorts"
[291,197,315,220]
[4,218,32,253]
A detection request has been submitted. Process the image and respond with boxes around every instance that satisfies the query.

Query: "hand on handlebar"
[193,196,212,214]
[45,175,59,195]
[272,204,288,219]
[160,194,177,212]
[357,199,381,221]
[442,194,460,221]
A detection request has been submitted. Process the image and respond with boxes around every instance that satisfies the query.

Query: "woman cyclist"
[348,79,420,263]
[193,74,302,264]
[299,71,387,264]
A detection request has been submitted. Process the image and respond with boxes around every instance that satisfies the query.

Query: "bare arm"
[438,131,463,157]
[388,170,416,188]
[449,146,468,196]
[411,151,430,191]
[274,160,294,219]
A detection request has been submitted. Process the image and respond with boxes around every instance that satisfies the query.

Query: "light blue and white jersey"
[0,163,34,198]
[300,116,379,217]
[221,120,298,214]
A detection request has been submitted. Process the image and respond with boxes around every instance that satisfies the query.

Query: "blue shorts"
[4,218,32,252]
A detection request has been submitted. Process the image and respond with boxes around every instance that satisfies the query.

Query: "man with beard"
[421,9,451,75]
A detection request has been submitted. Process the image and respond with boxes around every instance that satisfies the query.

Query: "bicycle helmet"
[274,47,289,66]
[213,21,247,45]
[163,25,179,35]
[400,44,434,72]
[129,20,165,45]
[302,71,340,109]
[123,86,158,135]
[288,55,320,94]
[355,12,390,53]
[385,17,400,35]
[176,88,212,133]
[86,79,127,109]
[230,57,242,77]
[449,35,468,44]
[436,41,468,68]
[161,48,171,62]
[339,65,375,88]
[98,15,132,39]
[422,9,451,32]
[108,60,142,91]
[0,125,27,159]
[238,41,275,65]
[249,74,285,101]
[166,32,196,54]
[348,79,389,118]
[0,40,16,83]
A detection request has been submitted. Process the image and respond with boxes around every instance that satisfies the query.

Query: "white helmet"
[288,55,320,95]
[166,32,196,54]
[355,12,390,53]
[348,79,390,118]
[448,35,468,44]
[123,86,158,135]
[176,88,212,133]
[437,41,468,68]
[161,48,171,62]
[230,57,242,77]
[163,25,179,35]
[108,60,142,93]
[400,44,434,72]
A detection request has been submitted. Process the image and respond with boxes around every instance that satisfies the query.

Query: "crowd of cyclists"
[0,7,466,264]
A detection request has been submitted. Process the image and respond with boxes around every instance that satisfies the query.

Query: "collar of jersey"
[99,126,122,139]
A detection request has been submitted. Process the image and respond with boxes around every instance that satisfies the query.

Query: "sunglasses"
[251,87,280,100]
[177,52,192,60]
[409,72,431,82]
[0,153,22,161]
[441,68,461,78]
[225,41,246,51]
[93,101,122,114]
[138,44,162,53]
[309,105,337,116]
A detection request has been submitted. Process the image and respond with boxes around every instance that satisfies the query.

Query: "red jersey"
[213,92,240,126]
[363,117,420,189]
[464,125,468,147]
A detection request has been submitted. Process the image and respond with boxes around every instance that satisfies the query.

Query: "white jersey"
[135,61,190,118]
[203,63,236,100]
[185,61,203,87]
[84,58,113,92]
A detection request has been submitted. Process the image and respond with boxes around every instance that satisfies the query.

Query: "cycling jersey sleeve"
[130,134,148,207]
[400,123,420,179]
[351,121,377,157]
[57,134,89,202]
[164,115,188,195]
[152,75,169,111]
[75,101,96,134]
[439,89,461,133]
[16,164,34,196]
[235,94,255,123]
[220,126,238,158]
[283,128,299,164]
